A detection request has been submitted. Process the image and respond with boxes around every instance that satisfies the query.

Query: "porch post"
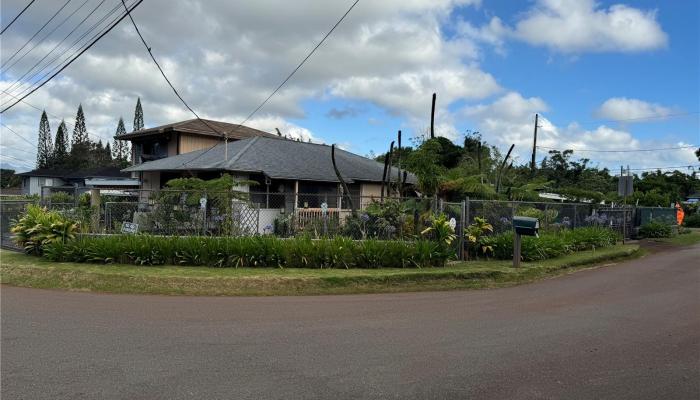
[294,180,299,212]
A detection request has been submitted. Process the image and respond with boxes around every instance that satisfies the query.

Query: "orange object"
[676,202,685,225]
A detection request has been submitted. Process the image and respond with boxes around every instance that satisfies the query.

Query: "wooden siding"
[179,133,221,154]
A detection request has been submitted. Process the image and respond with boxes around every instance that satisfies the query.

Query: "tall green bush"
[42,235,451,268]
[11,205,78,255]
[486,226,619,261]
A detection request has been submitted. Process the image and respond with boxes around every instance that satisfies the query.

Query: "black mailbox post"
[512,216,539,268]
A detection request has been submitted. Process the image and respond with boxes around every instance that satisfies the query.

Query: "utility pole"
[530,113,539,174]
[430,93,436,139]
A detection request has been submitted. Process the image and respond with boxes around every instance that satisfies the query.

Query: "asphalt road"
[2,245,699,400]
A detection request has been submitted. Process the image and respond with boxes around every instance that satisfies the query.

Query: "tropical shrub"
[42,235,452,268]
[488,226,619,261]
[464,216,493,259]
[638,221,674,238]
[683,213,700,228]
[10,205,78,255]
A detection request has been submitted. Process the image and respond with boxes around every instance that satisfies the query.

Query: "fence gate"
[597,207,634,239]
[0,200,34,250]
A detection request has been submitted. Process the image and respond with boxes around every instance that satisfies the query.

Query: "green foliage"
[37,111,53,168]
[52,120,69,166]
[638,221,674,238]
[133,97,144,131]
[683,213,700,228]
[10,205,78,255]
[464,216,493,259]
[0,169,22,188]
[49,191,74,204]
[421,213,456,245]
[342,199,409,239]
[487,227,619,262]
[42,235,451,268]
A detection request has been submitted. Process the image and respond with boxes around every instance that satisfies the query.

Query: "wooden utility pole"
[396,130,402,197]
[430,93,436,139]
[530,113,539,174]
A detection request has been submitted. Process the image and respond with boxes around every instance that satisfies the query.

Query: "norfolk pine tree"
[52,120,69,167]
[36,111,53,168]
[133,97,144,131]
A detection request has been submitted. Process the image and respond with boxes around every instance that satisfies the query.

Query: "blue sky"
[1,0,699,172]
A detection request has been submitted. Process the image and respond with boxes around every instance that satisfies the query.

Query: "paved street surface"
[2,245,699,400]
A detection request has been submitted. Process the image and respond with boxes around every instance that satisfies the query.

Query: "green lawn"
[0,244,640,296]
[650,229,700,247]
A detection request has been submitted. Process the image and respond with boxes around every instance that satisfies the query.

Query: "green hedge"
[486,227,620,261]
[638,220,675,238]
[683,213,700,228]
[42,235,450,268]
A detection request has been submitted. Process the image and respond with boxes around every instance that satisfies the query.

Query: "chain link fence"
[3,187,680,259]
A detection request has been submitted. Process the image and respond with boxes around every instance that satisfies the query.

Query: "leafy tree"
[52,120,69,167]
[0,169,22,188]
[696,147,700,162]
[133,97,144,131]
[36,111,53,168]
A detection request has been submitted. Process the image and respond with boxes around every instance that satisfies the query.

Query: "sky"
[1,0,699,173]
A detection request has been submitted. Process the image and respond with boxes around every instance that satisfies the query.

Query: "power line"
[591,111,700,124]
[1,0,145,113]
[1,0,38,35]
[624,165,699,172]
[537,145,698,153]
[167,0,361,167]
[2,0,73,66]
[0,145,37,156]
[1,90,110,143]
[118,0,226,145]
[1,1,130,108]
[3,0,109,94]
[0,122,36,147]
[3,0,91,74]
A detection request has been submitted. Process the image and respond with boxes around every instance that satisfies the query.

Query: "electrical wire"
[3,0,91,73]
[1,122,36,147]
[0,0,145,113]
[2,0,73,66]
[2,90,112,143]
[118,0,226,144]
[3,0,109,94]
[1,1,129,108]
[152,0,360,168]
[1,0,38,35]
[537,145,698,153]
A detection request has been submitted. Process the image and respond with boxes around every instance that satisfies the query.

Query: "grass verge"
[650,230,700,247]
[0,244,640,296]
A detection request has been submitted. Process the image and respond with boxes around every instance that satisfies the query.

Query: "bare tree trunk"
[332,144,355,215]
[381,141,394,201]
[496,144,515,194]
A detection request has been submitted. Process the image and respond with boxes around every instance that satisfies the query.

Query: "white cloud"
[464,92,697,170]
[0,0,491,170]
[512,0,668,53]
[595,97,674,121]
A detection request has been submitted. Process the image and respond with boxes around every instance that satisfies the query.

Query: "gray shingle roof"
[123,136,417,184]
[117,119,278,140]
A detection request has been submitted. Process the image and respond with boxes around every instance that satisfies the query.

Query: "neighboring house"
[17,166,139,196]
[117,118,278,166]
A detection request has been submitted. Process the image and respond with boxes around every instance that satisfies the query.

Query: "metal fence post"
[459,200,466,261]
[573,204,577,229]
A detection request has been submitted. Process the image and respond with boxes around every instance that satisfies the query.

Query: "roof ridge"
[223,136,259,168]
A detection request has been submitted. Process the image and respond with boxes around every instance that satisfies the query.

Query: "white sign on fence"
[320,202,328,216]
[121,222,139,234]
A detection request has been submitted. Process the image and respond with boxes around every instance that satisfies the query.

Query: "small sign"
[320,202,328,215]
[199,197,207,209]
[121,222,139,234]
[449,217,456,230]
